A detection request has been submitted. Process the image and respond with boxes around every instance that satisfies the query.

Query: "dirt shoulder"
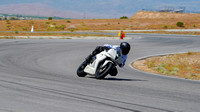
[132,52,200,81]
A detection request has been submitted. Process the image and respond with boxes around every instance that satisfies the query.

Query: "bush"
[66,20,71,23]
[48,17,53,20]
[176,22,184,27]
[170,26,175,29]
[58,24,66,30]
[48,26,55,31]
[46,22,50,24]
[163,24,168,29]
[10,17,18,20]
[15,31,19,34]
[22,27,28,31]
[6,25,11,30]
[120,16,128,19]
[81,22,85,26]
[52,22,56,25]
[6,20,11,24]
[82,27,89,30]
[70,28,75,32]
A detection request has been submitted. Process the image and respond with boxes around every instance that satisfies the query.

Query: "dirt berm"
[131,11,200,19]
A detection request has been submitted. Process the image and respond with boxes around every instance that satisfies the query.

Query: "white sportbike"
[77,48,123,79]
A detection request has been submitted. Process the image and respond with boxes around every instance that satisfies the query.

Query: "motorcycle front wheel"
[77,61,87,77]
[95,62,113,79]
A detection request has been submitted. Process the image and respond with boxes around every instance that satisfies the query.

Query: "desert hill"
[0,3,81,18]
[131,11,200,19]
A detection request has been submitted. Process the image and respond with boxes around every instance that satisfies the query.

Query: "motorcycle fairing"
[84,52,107,75]
[84,49,117,75]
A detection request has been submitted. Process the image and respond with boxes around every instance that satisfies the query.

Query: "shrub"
[48,27,55,31]
[6,20,11,24]
[10,17,18,20]
[67,25,76,32]
[187,51,193,55]
[48,17,53,20]
[52,22,56,25]
[82,27,89,30]
[120,16,128,19]
[176,22,184,27]
[66,20,71,23]
[22,27,28,31]
[46,22,50,24]
[70,28,75,32]
[170,26,175,29]
[48,25,56,31]
[6,25,11,30]
[163,24,168,29]
[58,24,66,30]
[81,22,85,26]
[15,31,19,34]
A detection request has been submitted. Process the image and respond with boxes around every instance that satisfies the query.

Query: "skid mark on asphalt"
[0,79,173,112]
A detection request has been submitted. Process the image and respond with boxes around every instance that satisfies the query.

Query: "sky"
[0,0,200,18]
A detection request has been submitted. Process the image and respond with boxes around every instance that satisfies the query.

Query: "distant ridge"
[0,3,82,18]
[0,13,68,20]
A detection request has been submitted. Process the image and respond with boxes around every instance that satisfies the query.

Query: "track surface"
[0,34,200,112]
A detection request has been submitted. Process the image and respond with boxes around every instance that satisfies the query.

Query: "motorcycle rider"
[85,42,131,76]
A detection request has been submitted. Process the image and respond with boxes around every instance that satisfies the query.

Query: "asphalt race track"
[0,34,200,112]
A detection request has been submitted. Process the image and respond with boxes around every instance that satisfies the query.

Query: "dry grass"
[0,19,136,31]
[134,52,200,80]
[0,11,200,36]
[1,11,200,32]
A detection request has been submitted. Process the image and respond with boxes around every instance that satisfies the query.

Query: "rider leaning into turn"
[85,42,131,76]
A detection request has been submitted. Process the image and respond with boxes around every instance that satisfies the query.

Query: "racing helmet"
[120,42,131,55]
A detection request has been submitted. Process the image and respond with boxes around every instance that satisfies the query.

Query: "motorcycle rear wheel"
[95,62,113,79]
[77,61,87,77]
